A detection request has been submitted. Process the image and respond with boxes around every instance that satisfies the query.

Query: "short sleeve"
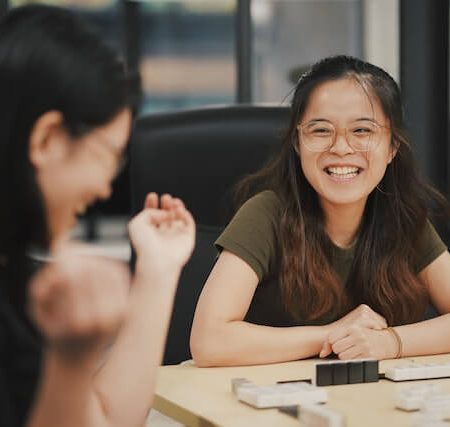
[415,220,447,273]
[215,191,281,280]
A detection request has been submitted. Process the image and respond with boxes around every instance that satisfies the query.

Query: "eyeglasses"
[87,132,128,178]
[297,120,390,152]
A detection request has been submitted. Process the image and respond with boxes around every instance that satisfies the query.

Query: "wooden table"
[154,354,450,427]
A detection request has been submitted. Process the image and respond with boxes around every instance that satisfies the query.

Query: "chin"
[55,215,77,237]
[319,190,369,208]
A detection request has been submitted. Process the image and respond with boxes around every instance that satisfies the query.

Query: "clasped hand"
[320,304,398,360]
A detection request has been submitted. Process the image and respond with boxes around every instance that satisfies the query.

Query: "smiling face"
[32,108,132,245]
[297,77,395,215]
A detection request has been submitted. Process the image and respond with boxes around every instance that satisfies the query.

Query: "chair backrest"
[129,104,290,364]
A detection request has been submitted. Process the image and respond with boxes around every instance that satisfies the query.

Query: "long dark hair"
[235,55,448,325]
[0,5,136,283]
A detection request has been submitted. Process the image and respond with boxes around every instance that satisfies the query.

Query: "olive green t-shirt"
[215,191,447,327]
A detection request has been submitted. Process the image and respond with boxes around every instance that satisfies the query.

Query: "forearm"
[27,351,106,427]
[93,261,181,427]
[395,313,450,357]
[191,321,330,367]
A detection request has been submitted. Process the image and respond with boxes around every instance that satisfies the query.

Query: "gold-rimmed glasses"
[86,130,128,178]
[297,120,390,152]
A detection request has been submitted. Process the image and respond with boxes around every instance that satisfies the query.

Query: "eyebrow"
[354,117,377,123]
[305,117,378,124]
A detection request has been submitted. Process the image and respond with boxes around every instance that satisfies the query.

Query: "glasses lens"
[301,122,334,152]
[347,121,379,151]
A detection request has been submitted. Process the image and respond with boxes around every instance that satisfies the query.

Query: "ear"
[28,111,68,169]
[387,139,399,164]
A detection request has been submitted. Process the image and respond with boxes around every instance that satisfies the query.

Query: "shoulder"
[223,190,282,236]
[237,190,282,219]
[220,190,281,236]
[215,191,281,280]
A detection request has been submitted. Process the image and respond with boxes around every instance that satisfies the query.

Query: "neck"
[321,199,366,248]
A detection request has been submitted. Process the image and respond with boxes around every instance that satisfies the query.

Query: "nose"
[329,129,354,155]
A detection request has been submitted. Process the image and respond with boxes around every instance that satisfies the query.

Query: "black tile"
[332,362,348,385]
[363,360,379,383]
[316,363,333,386]
[348,361,364,384]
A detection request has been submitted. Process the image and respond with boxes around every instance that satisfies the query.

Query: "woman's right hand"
[320,304,387,358]
[28,250,130,363]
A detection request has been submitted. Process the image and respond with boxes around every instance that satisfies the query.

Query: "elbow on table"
[190,337,212,368]
[190,328,224,368]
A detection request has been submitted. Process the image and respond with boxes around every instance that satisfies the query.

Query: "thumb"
[319,341,332,358]
[365,318,387,330]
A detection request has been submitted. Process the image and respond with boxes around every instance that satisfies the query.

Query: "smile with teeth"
[325,166,361,179]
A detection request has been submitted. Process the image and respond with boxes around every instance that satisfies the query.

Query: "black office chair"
[129,104,290,364]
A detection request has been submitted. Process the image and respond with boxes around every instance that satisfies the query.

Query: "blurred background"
[1,0,448,255]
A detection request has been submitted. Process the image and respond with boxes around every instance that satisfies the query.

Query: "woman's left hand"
[320,325,398,360]
[128,192,195,277]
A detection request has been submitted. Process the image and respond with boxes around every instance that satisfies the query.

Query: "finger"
[328,327,352,345]
[144,208,171,226]
[370,309,387,324]
[337,346,364,360]
[144,192,159,209]
[359,305,387,329]
[375,316,388,330]
[366,309,387,329]
[172,197,185,209]
[319,341,333,358]
[173,206,195,228]
[160,193,174,210]
[361,317,387,330]
[331,335,355,355]
[373,320,387,330]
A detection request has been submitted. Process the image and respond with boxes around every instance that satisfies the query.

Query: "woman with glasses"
[191,55,450,366]
[0,5,195,427]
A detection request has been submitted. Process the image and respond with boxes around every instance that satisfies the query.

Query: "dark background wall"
[400,0,449,244]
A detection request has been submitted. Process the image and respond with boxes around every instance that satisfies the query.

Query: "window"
[252,0,363,103]
[137,0,236,113]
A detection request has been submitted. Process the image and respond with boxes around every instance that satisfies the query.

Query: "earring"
[376,184,392,196]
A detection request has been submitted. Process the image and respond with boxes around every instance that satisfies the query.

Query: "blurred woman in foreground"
[0,5,195,427]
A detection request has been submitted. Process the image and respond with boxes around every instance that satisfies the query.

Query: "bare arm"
[394,251,450,356]
[92,194,195,427]
[28,194,195,427]
[190,250,385,367]
[92,264,182,427]
[325,251,450,360]
[28,352,107,427]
